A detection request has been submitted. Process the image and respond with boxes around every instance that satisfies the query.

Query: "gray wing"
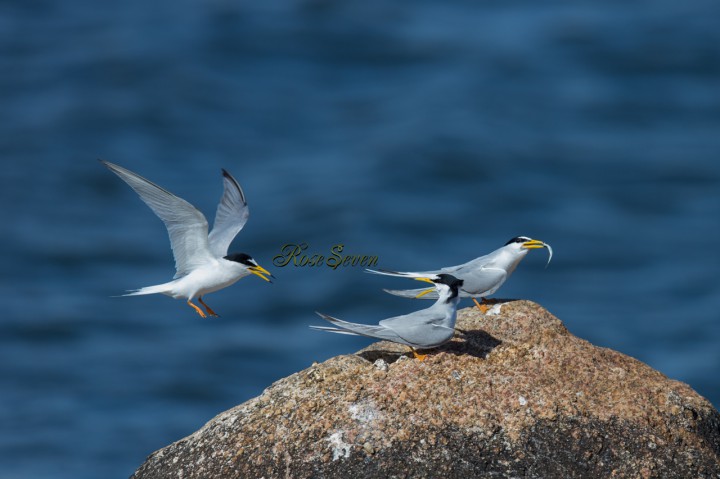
[365,267,441,278]
[208,169,249,258]
[102,161,214,278]
[455,266,507,296]
[379,309,439,330]
[381,266,507,299]
[366,253,492,279]
[366,268,440,300]
[379,308,451,345]
[311,313,404,343]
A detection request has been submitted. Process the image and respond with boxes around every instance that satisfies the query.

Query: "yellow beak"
[249,264,273,282]
[522,239,546,249]
[412,277,435,297]
[415,288,435,298]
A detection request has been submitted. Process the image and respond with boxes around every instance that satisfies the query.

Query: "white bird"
[101,160,273,318]
[312,274,463,361]
[367,236,551,312]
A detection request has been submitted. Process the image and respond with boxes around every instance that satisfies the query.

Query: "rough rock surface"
[131,301,720,478]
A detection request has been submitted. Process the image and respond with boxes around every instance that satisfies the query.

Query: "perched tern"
[367,236,551,312]
[312,274,463,360]
[101,160,273,318]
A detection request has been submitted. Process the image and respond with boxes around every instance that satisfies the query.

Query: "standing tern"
[312,274,464,361]
[367,236,551,312]
[101,160,273,318]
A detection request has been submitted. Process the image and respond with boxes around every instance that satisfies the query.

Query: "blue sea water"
[1,1,719,477]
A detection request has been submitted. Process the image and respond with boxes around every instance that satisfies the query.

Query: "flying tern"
[101,160,273,318]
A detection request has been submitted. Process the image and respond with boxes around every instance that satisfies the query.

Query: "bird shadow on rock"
[358,329,502,364]
[443,328,502,358]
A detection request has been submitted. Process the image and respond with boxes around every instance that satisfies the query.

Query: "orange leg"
[410,348,427,361]
[473,298,489,314]
[198,296,219,317]
[187,300,207,318]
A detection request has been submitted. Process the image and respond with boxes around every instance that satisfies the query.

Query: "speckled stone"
[131,300,720,479]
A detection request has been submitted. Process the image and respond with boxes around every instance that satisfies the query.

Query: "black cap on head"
[432,274,463,301]
[505,236,531,246]
[224,253,255,266]
[433,273,463,288]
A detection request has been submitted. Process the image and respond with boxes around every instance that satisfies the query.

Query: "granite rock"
[131,300,720,478]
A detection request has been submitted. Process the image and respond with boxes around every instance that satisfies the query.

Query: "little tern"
[367,236,551,312]
[101,160,273,318]
[311,274,464,360]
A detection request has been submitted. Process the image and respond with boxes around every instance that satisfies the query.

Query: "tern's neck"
[490,246,529,275]
[433,286,460,308]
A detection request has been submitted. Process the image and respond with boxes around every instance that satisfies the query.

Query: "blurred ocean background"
[1,1,719,477]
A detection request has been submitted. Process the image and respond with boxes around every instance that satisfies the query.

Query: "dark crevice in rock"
[357,349,408,364]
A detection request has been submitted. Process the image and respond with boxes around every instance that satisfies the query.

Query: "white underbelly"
[168,267,247,299]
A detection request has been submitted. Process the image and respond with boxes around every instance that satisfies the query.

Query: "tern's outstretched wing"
[208,169,249,258]
[101,160,214,278]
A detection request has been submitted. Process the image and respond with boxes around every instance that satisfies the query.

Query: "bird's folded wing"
[208,169,249,257]
[101,161,214,278]
[457,267,507,295]
[379,309,447,344]
[313,312,400,341]
[379,310,439,329]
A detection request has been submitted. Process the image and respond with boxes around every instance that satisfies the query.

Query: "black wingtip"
[220,168,246,204]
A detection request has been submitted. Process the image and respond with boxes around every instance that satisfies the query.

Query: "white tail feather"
[122,283,172,296]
